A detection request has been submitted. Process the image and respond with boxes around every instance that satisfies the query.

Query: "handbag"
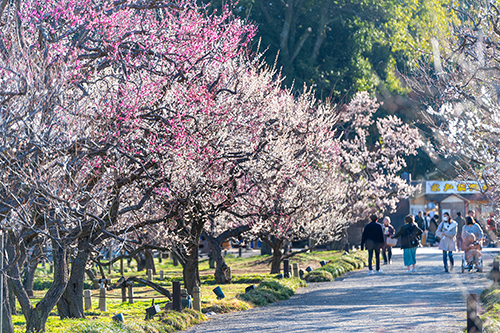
[386,237,397,247]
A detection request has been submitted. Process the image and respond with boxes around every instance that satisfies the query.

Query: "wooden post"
[147,269,153,281]
[99,287,106,312]
[173,281,181,311]
[467,293,482,332]
[108,248,113,275]
[159,270,164,281]
[238,247,242,257]
[283,259,289,277]
[293,263,299,278]
[193,286,201,312]
[158,251,162,263]
[121,285,127,303]
[128,284,134,304]
[84,290,92,310]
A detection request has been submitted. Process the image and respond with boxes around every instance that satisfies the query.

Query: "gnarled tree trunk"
[144,249,156,275]
[203,225,250,284]
[22,245,42,298]
[57,237,90,319]
[262,236,283,274]
[8,233,69,333]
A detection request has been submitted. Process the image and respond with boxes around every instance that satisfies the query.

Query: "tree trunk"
[23,246,42,298]
[270,239,284,274]
[144,249,156,275]
[134,253,146,272]
[205,236,230,284]
[8,285,16,315]
[310,1,331,64]
[57,238,90,319]
[85,269,99,289]
[7,231,69,333]
[1,275,14,333]
[182,240,200,295]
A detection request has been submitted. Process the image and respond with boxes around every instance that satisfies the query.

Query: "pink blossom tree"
[0,0,256,330]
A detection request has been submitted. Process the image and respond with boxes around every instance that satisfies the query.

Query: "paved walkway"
[183,248,498,333]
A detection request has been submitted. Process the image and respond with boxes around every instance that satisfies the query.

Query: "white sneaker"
[411,268,417,273]
[376,269,383,274]
[368,270,374,275]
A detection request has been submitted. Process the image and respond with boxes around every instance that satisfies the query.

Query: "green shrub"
[304,271,333,282]
[237,279,300,306]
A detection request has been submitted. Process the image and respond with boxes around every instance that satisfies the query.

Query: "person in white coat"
[436,212,457,272]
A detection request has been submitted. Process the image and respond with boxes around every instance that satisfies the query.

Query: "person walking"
[391,215,423,273]
[436,212,457,272]
[381,216,395,265]
[361,214,385,275]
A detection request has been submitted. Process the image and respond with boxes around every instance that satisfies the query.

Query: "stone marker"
[193,286,201,311]
[84,290,92,310]
[99,286,106,312]
[293,263,299,278]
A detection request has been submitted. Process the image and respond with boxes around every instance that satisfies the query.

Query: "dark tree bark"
[8,286,15,315]
[176,217,205,295]
[144,249,156,275]
[57,237,90,319]
[134,253,146,272]
[8,231,69,333]
[262,236,283,274]
[1,275,14,333]
[181,240,200,295]
[85,269,99,289]
[22,245,42,298]
[203,225,250,284]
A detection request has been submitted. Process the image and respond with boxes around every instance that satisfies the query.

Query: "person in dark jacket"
[361,214,385,275]
[391,214,423,273]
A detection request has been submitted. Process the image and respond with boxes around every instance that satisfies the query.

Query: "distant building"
[410,180,490,223]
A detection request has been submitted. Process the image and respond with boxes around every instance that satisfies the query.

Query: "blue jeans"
[368,249,380,271]
[443,251,454,270]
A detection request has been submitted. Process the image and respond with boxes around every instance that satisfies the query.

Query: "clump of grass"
[158,309,206,331]
[237,278,303,306]
[202,299,251,314]
[304,271,333,282]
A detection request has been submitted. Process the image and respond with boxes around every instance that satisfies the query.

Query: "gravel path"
[183,248,498,333]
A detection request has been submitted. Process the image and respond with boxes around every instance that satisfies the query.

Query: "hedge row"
[304,252,367,282]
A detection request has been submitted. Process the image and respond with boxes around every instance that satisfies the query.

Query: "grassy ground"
[12,249,367,332]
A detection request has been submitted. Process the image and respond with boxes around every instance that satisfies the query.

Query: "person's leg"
[388,247,392,263]
[449,251,454,269]
[375,249,381,271]
[411,247,417,272]
[443,250,448,271]
[368,249,373,271]
[382,246,388,264]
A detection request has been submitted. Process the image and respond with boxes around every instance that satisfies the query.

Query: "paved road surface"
[184,248,498,333]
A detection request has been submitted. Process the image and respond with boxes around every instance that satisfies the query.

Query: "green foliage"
[304,252,367,281]
[304,271,334,282]
[480,283,500,332]
[203,0,456,99]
